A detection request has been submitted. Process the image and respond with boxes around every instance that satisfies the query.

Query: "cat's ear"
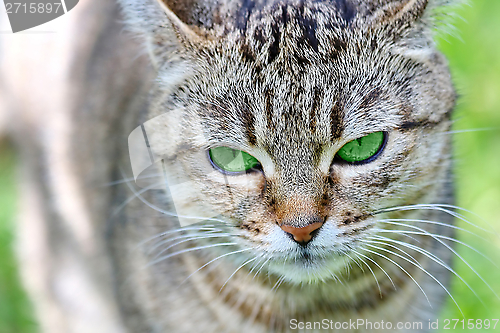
[366,0,429,29]
[119,0,207,67]
[360,0,457,34]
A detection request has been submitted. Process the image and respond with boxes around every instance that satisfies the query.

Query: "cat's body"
[2,0,458,332]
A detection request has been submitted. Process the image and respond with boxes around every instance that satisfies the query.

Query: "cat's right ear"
[360,0,459,34]
[119,0,206,68]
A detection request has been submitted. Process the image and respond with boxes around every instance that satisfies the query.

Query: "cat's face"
[140,0,456,283]
[146,38,454,283]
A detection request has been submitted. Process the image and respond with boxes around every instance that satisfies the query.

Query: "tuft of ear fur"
[118,0,207,68]
[367,0,429,28]
[358,0,462,35]
[351,0,462,60]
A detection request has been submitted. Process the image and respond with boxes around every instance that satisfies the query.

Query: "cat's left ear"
[155,0,205,44]
[119,0,209,68]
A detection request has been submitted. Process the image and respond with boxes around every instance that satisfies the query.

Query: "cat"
[3,0,460,332]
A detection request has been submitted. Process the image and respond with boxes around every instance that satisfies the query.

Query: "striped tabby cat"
[7,0,461,332]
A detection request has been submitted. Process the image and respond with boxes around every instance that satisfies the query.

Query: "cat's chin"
[264,252,351,284]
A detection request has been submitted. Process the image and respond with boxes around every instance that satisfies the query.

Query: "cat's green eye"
[336,132,386,163]
[209,146,260,173]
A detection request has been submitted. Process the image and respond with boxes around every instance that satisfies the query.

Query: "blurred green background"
[437,0,500,330]
[0,143,35,333]
[1,0,500,332]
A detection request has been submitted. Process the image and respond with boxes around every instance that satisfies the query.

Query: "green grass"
[0,143,36,333]
[0,0,499,332]
[437,0,500,330]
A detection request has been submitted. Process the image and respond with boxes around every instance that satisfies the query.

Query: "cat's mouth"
[298,250,313,261]
[240,220,366,283]
[264,254,350,284]
[260,243,354,284]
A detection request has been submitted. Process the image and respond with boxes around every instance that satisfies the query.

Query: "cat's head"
[122,0,456,283]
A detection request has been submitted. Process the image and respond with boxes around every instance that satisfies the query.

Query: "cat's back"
[1,0,153,331]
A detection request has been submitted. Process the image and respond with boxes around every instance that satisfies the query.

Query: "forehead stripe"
[330,100,344,140]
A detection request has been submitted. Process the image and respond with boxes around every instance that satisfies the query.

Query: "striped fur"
[6,0,460,332]
[112,0,459,331]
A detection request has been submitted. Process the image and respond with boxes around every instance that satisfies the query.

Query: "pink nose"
[280,222,324,244]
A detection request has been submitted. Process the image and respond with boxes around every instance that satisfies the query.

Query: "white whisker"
[180,248,253,286]
[102,172,164,187]
[376,204,491,234]
[150,233,236,259]
[368,235,486,307]
[119,167,229,224]
[135,226,221,249]
[145,242,238,267]
[145,230,231,255]
[442,127,498,135]
[374,224,500,302]
[363,238,419,265]
[344,252,365,273]
[375,221,497,268]
[271,275,286,292]
[219,256,259,293]
[112,180,166,216]
[350,250,384,296]
[253,257,271,280]
[359,246,432,309]
[381,218,485,241]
